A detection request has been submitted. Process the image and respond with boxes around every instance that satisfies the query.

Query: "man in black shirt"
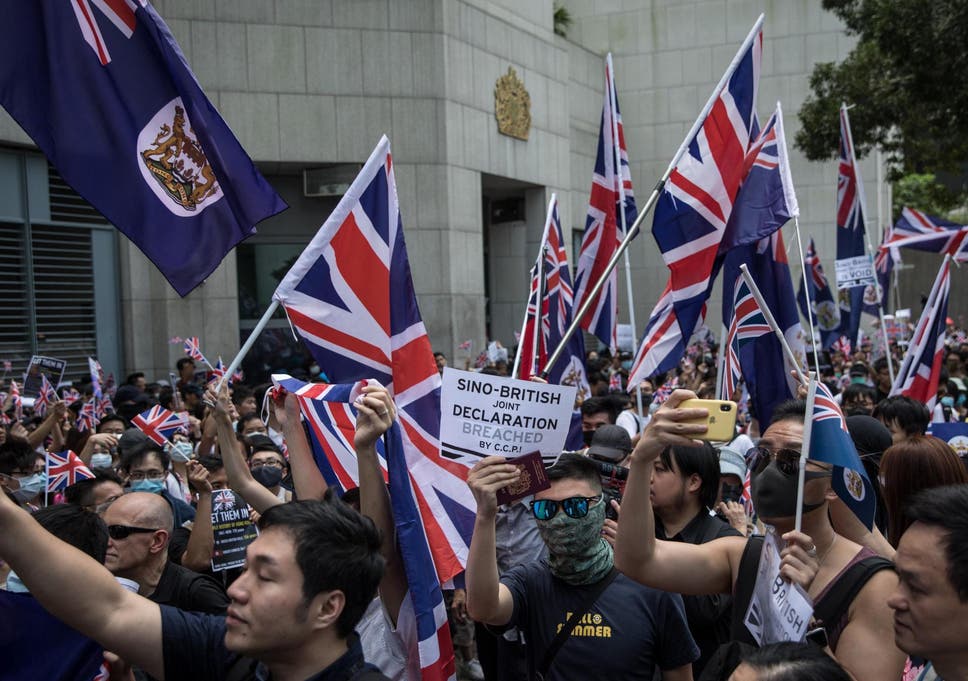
[0,488,389,681]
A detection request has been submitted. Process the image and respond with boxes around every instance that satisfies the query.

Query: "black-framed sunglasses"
[745,446,802,476]
[107,525,159,540]
[530,495,602,521]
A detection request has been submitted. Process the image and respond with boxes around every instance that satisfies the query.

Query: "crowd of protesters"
[1,325,968,681]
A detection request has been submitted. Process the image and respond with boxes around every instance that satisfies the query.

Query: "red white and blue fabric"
[833,106,868,346]
[890,258,951,411]
[183,337,210,367]
[88,357,103,399]
[211,357,244,385]
[516,197,588,394]
[831,336,852,357]
[0,1,285,296]
[627,284,701,389]
[272,137,457,681]
[720,276,770,401]
[131,405,189,446]
[457,339,472,352]
[573,55,638,352]
[649,29,762,365]
[33,374,57,417]
[869,228,894,316]
[809,381,876,529]
[46,450,94,492]
[885,207,968,261]
[61,388,80,407]
[96,396,114,420]
[8,380,22,423]
[797,237,841,346]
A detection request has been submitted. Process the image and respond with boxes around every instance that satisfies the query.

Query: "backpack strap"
[728,535,763,646]
[813,555,894,633]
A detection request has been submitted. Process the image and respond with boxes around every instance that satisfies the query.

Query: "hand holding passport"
[495,450,551,505]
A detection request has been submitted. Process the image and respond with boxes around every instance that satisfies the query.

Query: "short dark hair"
[873,356,889,373]
[580,396,618,422]
[176,357,195,372]
[905,484,968,601]
[0,438,39,476]
[96,413,128,433]
[660,443,721,509]
[64,469,124,507]
[842,383,875,406]
[197,455,225,474]
[119,440,168,473]
[236,413,265,436]
[257,499,384,637]
[546,453,602,492]
[768,399,806,426]
[32,503,109,564]
[125,372,145,385]
[741,642,852,680]
[873,396,930,437]
[231,385,255,409]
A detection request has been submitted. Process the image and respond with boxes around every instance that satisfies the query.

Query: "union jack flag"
[211,357,244,385]
[131,405,189,446]
[75,399,100,432]
[831,336,852,357]
[168,336,184,345]
[833,105,868,345]
[272,137,457,681]
[608,371,622,392]
[885,207,968,261]
[809,379,876,528]
[60,387,80,407]
[891,257,951,410]
[640,22,762,377]
[33,374,57,417]
[183,337,210,367]
[96,395,114,419]
[627,284,701,391]
[515,196,588,396]
[720,276,771,400]
[46,450,94,492]
[457,339,472,352]
[69,0,140,67]
[88,357,104,399]
[573,54,638,352]
[212,489,237,513]
[473,350,488,369]
[8,380,22,423]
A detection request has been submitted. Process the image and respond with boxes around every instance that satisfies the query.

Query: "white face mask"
[89,453,113,469]
[168,441,194,462]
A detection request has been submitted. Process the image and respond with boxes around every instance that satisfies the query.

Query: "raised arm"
[27,401,67,451]
[614,390,744,596]
[178,460,215,572]
[205,384,281,514]
[0,484,164,678]
[353,385,408,624]
[464,457,521,626]
[273,393,328,502]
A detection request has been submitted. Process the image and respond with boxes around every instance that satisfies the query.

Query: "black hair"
[179,384,203,399]
[546,453,602,492]
[906,484,968,602]
[0,438,39,476]
[660,443,721,509]
[768,399,806,426]
[245,434,285,462]
[32,503,109,564]
[873,356,888,373]
[125,372,144,385]
[842,383,875,408]
[236,412,265,436]
[257,499,384,638]
[96,413,128,432]
[119,440,169,474]
[176,357,195,372]
[580,396,619,422]
[231,385,255,409]
[65,469,124,507]
[873,396,930,437]
[197,455,225,474]
[741,641,852,680]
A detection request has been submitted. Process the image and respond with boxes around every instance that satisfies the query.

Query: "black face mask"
[251,466,283,489]
[721,483,744,504]
[751,462,829,520]
[582,429,596,447]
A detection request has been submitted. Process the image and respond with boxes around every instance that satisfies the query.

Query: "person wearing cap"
[585,424,632,466]
[715,444,751,537]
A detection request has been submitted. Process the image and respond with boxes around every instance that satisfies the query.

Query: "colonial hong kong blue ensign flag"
[0,1,286,296]
[832,105,867,346]
[272,137,460,681]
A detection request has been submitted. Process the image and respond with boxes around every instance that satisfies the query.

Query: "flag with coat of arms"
[0,0,286,296]
[271,136,458,681]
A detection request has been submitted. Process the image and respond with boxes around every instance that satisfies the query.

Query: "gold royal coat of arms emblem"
[494,66,531,141]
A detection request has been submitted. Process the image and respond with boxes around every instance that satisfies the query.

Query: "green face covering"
[535,499,613,585]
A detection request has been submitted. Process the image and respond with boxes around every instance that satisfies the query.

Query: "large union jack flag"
[515,196,588,389]
[720,276,770,400]
[131,405,189,446]
[573,54,638,352]
[885,207,968,261]
[46,450,95,492]
[808,379,876,528]
[272,136,457,681]
[891,257,951,410]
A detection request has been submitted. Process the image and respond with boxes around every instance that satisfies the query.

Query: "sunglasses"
[107,525,158,540]
[745,446,802,476]
[531,495,602,521]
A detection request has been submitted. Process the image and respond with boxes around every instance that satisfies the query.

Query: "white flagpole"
[606,53,645,424]
[215,300,279,395]
[739,264,807,383]
[542,14,765,377]
[530,246,548,377]
[512,196,556,378]
[715,322,728,399]
[793,219,821,372]
[796,372,819,533]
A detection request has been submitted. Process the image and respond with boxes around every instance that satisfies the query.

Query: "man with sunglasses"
[614,390,906,681]
[102,491,228,615]
[466,453,698,680]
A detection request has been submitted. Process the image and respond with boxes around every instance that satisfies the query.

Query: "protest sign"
[835,256,875,290]
[22,356,67,398]
[617,324,634,353]
[440,368,577,465]
[743,531,814,646]
[211,490,258,572]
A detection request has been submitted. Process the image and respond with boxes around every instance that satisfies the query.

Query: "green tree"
[796,0,968,179]
[891,173,964,219]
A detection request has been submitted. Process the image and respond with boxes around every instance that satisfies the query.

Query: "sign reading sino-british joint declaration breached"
[440,368,577,466]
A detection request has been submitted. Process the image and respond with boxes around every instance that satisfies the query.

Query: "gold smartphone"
[677,399,738,442]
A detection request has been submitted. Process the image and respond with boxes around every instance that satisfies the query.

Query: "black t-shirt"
[160,606,388,681]
[150,560,229,615]
[501,562,698,680]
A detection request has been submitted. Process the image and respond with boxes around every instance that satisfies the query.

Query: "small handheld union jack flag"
[131,405,190,446]
[33,374,57,417]
[61,387,80,407]
[76,399,100,432]
[183,337,211,368]
[8,379,22,423]
[46,450,94,492]
[457,339,472,352]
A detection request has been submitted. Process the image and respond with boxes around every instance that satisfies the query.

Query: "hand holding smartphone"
[677,398,737,442]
